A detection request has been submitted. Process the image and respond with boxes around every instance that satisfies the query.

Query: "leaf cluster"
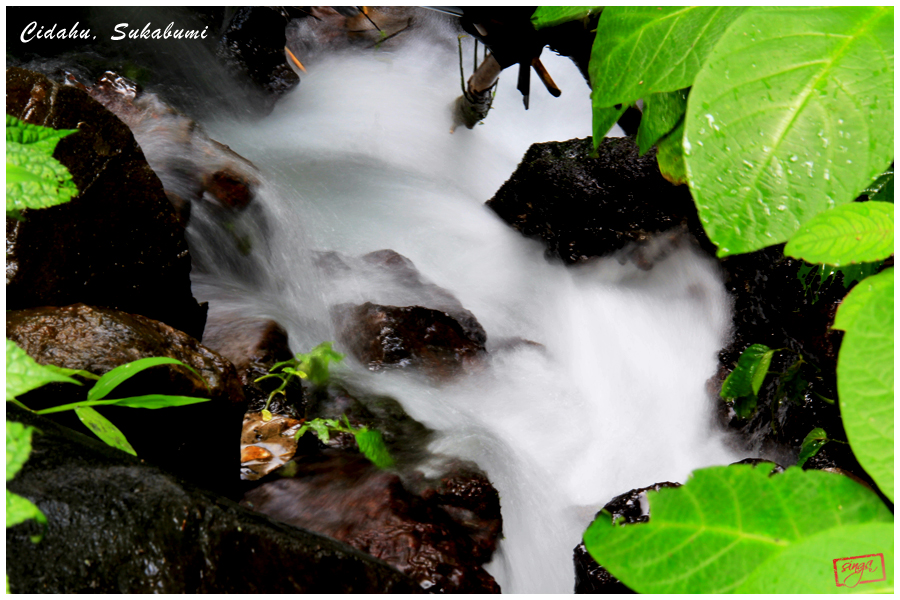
[295,415,394,469]
[255,342,344,421]
[6,339,210,456]
[6,115,79,220]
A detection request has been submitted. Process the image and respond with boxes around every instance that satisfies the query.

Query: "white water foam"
[196,28,739,593]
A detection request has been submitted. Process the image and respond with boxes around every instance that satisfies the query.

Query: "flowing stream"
[184,27,740,593]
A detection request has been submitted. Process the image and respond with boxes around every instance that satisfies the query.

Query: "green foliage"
[74,407,137,456]
[6,421,46,541]
[785,202,893,266]
[635,89,688,156]
[6,115,79,218]
[590,103,626,146]
[583,464,893,593]
[796,427,830,468]
[256,342,345,420]
[531,6,601,30]
[295,415,394,469]
[797,261,882,301]
[736,522,893,592]
[833,268,894,502]
[719,343,776,418]
[864,168,894,203]
[655,120,687,185]
[6,340,210,455]
[6,339,81,401]
[589,7,746,110]
[684,7,893,257]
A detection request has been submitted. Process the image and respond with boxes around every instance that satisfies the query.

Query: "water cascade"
[182,27,740,593]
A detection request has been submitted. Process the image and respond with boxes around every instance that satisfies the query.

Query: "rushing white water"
[194,28,740,593]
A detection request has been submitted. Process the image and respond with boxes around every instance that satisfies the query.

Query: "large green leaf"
[785,202,894,266]
[835,268,893,502]
[591,102,627,149]
[88,356,201,401]
[74,407,137,456]
[6,421,35,482]
[583,464,893,593]
[737,523,894,593]
[6,115,79,214]
[6,489,47,537]
[636,89,689,155]
[685,7,894,256]
[590,7,747,108]
[656,120,688,185]
[5,339,80,401]
[832,267,893,332]
[531,6,601,30]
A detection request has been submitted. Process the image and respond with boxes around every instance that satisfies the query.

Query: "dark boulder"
[6,303,243,491]
[486,136,709,265]
[5,404,420,594]
[574,482,681,594]
[6,67,206,339]
[714,245,880,482]
[202,313,298,416]
[217,7,300,108]
[334,302,487,376]
[242,451,501,593]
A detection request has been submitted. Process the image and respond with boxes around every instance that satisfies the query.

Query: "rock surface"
[5,67,206,339]
[486,136,708,265]
[334,302,487,376]
[574,482,681,594]
[6,303,243,491]
[5,405,420,594]
[242,451,501,593]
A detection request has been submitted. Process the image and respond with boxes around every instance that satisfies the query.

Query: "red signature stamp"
[833,553,886,588]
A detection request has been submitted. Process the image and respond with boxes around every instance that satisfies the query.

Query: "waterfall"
[187,27,740,593]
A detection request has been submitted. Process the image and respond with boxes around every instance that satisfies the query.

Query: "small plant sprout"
[295,414,394,469]
[254,342,344,421]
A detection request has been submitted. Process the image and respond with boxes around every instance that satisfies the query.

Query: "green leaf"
[354,428,395,469]
[88,357,201,401]
[6,489,47,538]
[296,342,345,387]
[784,202,893,266]
[6,339,80,401]
[685,7,894,257]
[6,421,35,482]
[656,120,688,185]
[74,406,137,456]
[583,465,893,593]
[737,523,894,593]
[35,394,210,415]
[863,167,894,203]
[6,115,79,215]
[636,89,689,155]
[720,344,776,417]
[591,103,627,151]
[833,267,893,332]
[531,6,602,30]
[836,268,893,502]
[590,7,747,108]
[796,427,829,468]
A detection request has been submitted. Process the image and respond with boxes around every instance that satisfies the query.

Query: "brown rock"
[5,67,206,339]
[242,451,501,593]
[6,303,243,490]
[334,302,486,377]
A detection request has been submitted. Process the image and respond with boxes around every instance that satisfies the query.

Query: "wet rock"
[242,451,501,593]
[5,404,420,594]
[574,482,680,594]
[334,302,487,376]
[714,245,877,482]
[5,67,206,339]
[6,303,243,491]
[86,71,261,218]
[486,136,708,265]
[217,7,300,106]
[202,313,299,417]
